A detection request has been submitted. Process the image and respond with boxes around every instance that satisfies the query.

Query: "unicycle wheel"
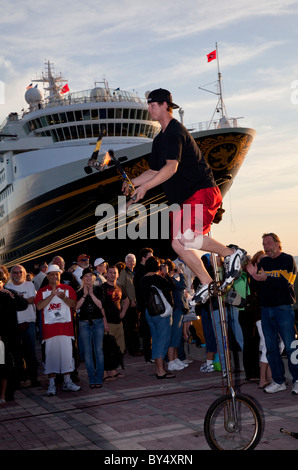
[204,393,263,450]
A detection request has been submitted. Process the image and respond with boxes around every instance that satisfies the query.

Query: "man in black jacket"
[248,233,298,395]
[0,270,28,402]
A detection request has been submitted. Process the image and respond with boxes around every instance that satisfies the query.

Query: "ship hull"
[0,127,255,268]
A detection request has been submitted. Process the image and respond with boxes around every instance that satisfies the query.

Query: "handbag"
[147,285,173,318]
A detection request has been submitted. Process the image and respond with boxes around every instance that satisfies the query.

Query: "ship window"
[140,124,145,136]
[28,120,36,130]
[53,114,60,124]
[77,125,85,138]
[82,110,90,121]
[63,126,71,140]
[91,109,99,120]
[75,110,83,121]
[128,123,134,136]
[142,110,149,120]
[122,123,128,136]
[130,109,136,119]
[123,109,129,119]
[136,109,142,120]
[23,123,31,134]
[35,118,42,129]
[59,113,67,123]
[108,123,114,136]
[85,124,92,138]
[115,108,122,119]
[46,115,54,125]
[50,129,59,142]
[100,124,107,135]
[92,123,99,137]
[70,126,78,139]
[115,123,121,136]
[108,108,114,119]
[40,116,47,127]
[99,109,106,119]
[56,128,64,141]
[67,111,75,122]
[135,124,140,136]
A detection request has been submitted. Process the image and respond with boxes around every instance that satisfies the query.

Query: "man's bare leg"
[172,233,246,304]
[172,234,233,284]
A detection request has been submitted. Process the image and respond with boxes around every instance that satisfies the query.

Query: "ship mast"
[199,43,230,128]
[32,60,68,103]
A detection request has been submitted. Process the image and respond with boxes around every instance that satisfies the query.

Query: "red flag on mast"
[60,84,70,94]
[207,50,216,62]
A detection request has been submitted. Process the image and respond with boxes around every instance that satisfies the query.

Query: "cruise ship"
[0,61,256,268]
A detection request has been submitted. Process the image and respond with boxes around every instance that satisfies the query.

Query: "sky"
[0,0,298,257]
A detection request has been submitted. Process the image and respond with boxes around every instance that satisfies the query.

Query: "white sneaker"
[168,360,185,371]
[264,381,286,394]
[200,362,215,373]
[189,283,211,306]
[292,380,298,395]
[46,383,56,396]
[62,380,81,392]
[174,358,188,368]
[182,359,193,364]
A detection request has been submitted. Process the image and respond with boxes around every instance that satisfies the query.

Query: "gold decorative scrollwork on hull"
[127,158,150,178]
[196,133,254,174]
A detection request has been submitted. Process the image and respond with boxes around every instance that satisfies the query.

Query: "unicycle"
[203,247,263,450]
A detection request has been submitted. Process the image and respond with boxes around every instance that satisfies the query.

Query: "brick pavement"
[1,347,298,452]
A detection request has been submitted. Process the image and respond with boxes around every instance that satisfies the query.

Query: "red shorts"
[170,186,222,240]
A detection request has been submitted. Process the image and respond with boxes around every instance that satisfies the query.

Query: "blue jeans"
[261,305,298,384]
[19,321,39,381]
[79,319,104,385]
[145,310,172,359]
[227,305,244,350]
[209,309,227,372]
[169,309,184,348]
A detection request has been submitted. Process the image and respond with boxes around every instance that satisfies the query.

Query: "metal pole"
[209,230,233,392]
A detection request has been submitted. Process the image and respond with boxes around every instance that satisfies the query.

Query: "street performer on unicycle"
[123,88,247,301]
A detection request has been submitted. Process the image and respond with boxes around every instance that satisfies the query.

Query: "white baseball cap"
[94,257,105,267]
[46,264,62,274]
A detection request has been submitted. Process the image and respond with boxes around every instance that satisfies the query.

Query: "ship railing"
[186,116,243,132]
[43,87,146,109]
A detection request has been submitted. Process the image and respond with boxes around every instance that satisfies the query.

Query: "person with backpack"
[141,256,175,379]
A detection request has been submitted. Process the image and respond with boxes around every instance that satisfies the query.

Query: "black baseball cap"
[147,88,179,109]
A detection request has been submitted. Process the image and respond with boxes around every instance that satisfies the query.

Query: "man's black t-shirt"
[254,252,297,307]
[149,118,216,205]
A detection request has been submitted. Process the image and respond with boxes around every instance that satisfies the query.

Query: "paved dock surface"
[1,347,298,455]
